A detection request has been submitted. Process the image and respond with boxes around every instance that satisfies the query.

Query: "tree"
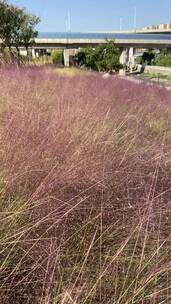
[0,1,22,53]
[0,0,40,64]
[9,6,27,63]
[19,13,40,58]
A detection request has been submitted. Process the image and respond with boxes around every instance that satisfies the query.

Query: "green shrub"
[74,41,123,72]
[142,51,155,65]
[51,50,64,65]
[155,53,171,67]
[135,56,142,64]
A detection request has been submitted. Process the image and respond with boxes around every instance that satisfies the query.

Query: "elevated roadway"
[35,32,171,49]
[33,33,171,68]
[34,37,171,49]
[2,32,171,69]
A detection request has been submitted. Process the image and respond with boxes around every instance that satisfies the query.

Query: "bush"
[135,55,142,64]
[155,53,171,67]
[74,41,123,72]
[51,50,64,65]
[142,51,155,65]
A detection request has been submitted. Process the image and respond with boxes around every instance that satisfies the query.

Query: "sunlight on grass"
[52,67,90,77]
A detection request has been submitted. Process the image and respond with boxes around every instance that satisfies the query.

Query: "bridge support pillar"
[63,49,79,67]
[119,48,129,75]
[64,49,69,67]
[32,48,36,58]
[128,47,136,72]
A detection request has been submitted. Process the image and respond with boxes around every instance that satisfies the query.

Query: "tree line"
[0,0,40,63]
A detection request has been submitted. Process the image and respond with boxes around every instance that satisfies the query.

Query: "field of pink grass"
[0,67,170,304]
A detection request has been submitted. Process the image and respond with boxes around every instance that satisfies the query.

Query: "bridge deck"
[34,38,171,49]
[1,32,171,49]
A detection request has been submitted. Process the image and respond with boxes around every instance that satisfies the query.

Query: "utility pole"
[68,10,71,32]
[65,19,68,33]
[134,7,137,32]
[120,18,123,31]
[65,10,71,33]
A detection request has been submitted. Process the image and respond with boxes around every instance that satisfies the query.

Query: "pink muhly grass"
[0,67,170,303]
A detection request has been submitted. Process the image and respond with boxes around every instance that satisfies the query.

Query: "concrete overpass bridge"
[33,32,171,69]
[1,32,171,70]
[34,37,171,49]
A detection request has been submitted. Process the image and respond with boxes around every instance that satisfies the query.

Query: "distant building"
[143,22,171,30]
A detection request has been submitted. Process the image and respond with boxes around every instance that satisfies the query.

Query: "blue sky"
[11,0,171,32]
